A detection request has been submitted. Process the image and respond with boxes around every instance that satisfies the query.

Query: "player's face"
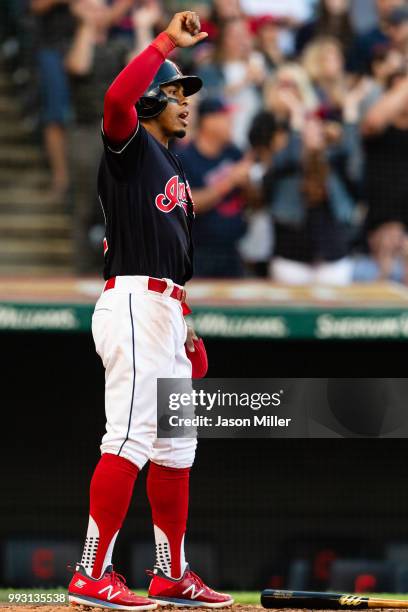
[158,83,190,139]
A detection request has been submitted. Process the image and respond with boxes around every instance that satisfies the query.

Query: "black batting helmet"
[136,59,203,119]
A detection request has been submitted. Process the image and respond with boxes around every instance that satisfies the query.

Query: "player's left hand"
[185,324,198,352]
[185,329,209,379]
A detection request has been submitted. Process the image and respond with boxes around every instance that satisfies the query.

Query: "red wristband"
[185,338,208,379]
[151,32,177,58]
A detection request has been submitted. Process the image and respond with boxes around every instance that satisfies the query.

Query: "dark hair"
[209,0,244,28]
[371,42,393,63]
[248,111,277,148]
[386,69,407,90]
[315,0,354,51]
[214,16,248,63]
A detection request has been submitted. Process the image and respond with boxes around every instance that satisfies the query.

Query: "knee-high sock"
[147,462,190,579]
[81,453,139,578]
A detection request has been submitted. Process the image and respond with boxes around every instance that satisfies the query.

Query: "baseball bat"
[261,590,408,609]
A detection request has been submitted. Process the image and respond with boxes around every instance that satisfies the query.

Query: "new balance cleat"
[147,565,234,608]
[69,564,157,610]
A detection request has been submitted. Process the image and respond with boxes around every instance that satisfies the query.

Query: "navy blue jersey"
[98,122,194,285]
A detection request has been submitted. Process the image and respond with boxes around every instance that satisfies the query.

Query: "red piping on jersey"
[103,32,176,143]
[104,277,116,291]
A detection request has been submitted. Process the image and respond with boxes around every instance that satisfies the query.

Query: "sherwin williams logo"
[0,306,79,330]
[192,312,289,338]
[316,313,408,338]
[155,175,193,216]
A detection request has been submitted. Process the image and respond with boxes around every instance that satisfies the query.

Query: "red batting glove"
[185,337,208,379]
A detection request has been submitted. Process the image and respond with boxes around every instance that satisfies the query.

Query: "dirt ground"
[0,606,399,612]
[0,606,263,612]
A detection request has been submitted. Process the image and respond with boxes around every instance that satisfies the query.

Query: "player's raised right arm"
[103,12,208,144]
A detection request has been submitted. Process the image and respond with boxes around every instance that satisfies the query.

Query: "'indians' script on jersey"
[155,175,194,216]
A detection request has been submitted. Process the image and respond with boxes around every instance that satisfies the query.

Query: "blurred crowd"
[3,0,408,283]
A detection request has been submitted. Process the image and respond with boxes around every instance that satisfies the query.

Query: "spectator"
[248,109,286,167]
[369,43,404,86]
[253,16,284,73]
[30,0,75,201]
[357,43,404,118]
[65,0,139,273]
[240,0,314,56]
[126,0,161,60]
[30,0,134,202]
[237,110,280,276]
[240,0,314,22]
[350,0,378,34]
[264,84,365,285]
[359,71,408,281]
[264,62,319,124]
[166,0,211,20]
[202,0,243,40]
[211,0,242,20]
[176,98,251,278]
[197,16,266,149]
[108,0,152,41]
[353,225,408,282]
[302,36,347,120]
[386,5,408,56]
[350,0,406,74]
[296,0,355,64]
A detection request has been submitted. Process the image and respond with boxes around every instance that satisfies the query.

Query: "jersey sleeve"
[100,31,175,181]
[101,119,149,181]
[103,33,176,143]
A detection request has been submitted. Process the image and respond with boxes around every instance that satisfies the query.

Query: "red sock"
[81,453,139,578]
[147,462,190,578]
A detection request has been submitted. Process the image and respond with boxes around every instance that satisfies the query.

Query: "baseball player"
[68,11,233,610]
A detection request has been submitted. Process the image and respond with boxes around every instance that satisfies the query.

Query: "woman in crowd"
[263,77,367,285]
[302,36,347,121]
[253,15,284,74]
[296,0,354,61]
[30,0,75,201]
[357,70,408,282]
[197,16,265,149]
[264,62,319,123]
[203,0,243,39]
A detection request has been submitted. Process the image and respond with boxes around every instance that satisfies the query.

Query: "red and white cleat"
[147,565,234,608]
[68,564,157,610]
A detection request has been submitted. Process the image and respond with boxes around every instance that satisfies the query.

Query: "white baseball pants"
[91,276,196,470]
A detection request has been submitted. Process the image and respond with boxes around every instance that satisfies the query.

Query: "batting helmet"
[136,59,203,119]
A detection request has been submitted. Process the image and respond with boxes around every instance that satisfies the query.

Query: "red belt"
[104,276,192,315]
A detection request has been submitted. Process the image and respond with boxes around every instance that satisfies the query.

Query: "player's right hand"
[165,12,208,48]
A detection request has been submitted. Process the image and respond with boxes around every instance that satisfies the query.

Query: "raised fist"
[165,11,208,48]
